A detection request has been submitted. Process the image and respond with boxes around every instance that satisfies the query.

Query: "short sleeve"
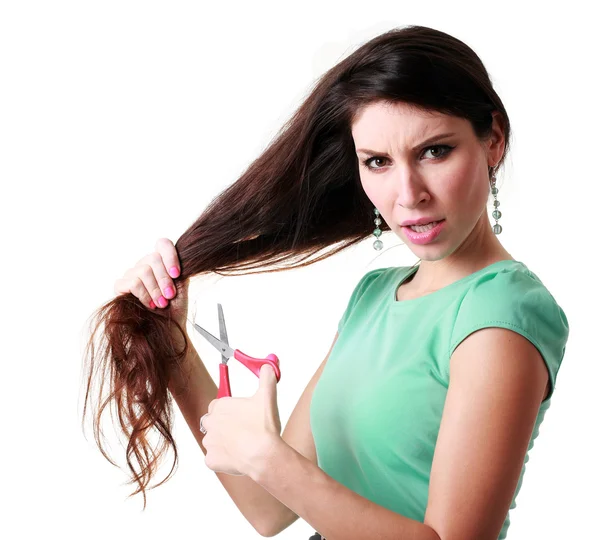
[448,268,570,402]
[337,268,387,334]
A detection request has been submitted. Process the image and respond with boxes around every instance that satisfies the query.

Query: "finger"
[258,364,276,390]
[117,257,164,309]
[207,398,219,414]
[114,272,134,295]
[114,271,155,309]
[113,241,181,310]
[137,253,175,307]
[155,237,181,279]
[260,364,275,378]
[126,275,157,309]
[200,413,209,434]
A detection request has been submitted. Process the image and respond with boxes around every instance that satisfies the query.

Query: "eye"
[360,144,455,173]
[361,156,389,171]
[423,144,454,159]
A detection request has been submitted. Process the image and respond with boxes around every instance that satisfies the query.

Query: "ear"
[487,111,506,168]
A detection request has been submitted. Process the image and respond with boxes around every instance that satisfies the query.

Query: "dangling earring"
[490,170,502,234]
[373,208,383,250]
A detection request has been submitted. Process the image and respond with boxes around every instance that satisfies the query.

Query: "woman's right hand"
[114,237,189,326]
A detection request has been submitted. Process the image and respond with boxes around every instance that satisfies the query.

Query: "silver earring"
[490,170,502,235]
[373,208,383,250]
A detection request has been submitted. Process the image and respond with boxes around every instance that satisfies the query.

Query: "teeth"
[409,221,438,232]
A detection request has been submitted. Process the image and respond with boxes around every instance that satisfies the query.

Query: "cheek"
[360,175,385,206]
[447,164,486,203]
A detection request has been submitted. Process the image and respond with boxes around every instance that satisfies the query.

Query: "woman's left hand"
[201,364,282,478]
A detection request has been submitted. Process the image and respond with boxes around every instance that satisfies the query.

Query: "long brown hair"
[80,24,512,509]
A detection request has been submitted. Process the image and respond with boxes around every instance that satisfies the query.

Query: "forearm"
[167,330,297,535]
[251,438,441,540]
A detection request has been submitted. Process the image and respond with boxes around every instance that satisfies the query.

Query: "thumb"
[258,364,277,393]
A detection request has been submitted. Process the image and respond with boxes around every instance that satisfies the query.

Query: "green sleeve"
[449,269,570,401]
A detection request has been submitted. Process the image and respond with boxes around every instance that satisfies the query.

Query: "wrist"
[248,434,287,483]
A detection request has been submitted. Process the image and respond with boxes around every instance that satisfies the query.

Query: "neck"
[408,218,513,293]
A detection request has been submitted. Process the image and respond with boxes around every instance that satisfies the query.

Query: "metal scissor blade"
[188,320,235,360]
[217,303,229,364]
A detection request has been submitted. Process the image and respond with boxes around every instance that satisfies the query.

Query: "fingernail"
[164,286,174,298]
[158,296,168,308]
[149,300,156,309]
[169,266,180,278]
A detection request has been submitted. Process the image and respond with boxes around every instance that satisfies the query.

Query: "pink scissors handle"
[217,350,281,398]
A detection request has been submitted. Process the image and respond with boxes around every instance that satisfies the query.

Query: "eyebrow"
[356,132,457,155]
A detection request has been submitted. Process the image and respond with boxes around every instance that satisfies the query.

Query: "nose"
[392,168,431,209]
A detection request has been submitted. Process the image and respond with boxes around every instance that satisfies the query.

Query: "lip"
[400,217,444,226]
[402,219,445,245]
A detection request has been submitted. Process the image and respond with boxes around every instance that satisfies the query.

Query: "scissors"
[187,303,281,398]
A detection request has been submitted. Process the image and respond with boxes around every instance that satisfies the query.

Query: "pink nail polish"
[169,266,180,278]
[158,296,167,308]
[165,286,174,298]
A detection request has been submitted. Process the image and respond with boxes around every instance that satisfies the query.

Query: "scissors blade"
[188,320,235,361]
[217,303,229,364]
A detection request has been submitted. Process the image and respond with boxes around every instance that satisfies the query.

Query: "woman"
[82,25,569,539]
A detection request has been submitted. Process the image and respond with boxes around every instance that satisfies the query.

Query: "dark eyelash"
[361,144,455,172]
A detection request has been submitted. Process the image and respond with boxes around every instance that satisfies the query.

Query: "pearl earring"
[373,208,383,250]
[490,170,502,234]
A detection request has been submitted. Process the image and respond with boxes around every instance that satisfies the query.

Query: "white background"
[1,1,597,538]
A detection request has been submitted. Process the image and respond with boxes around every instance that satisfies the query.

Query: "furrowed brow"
[356,131,456,155]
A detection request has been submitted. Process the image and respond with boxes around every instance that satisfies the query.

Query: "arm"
[423,327,549,539]
[168,328,339,537]
[251,327,548,540]
[251,441,440,540]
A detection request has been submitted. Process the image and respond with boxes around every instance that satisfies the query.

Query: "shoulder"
[337,266,405,333]
[453,263,568,331]
[345,265,403,300]
[449,263,570,400]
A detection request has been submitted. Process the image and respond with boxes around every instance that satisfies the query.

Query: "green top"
[310,260,569,539]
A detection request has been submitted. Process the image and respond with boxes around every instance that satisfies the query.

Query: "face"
[351,101,505,263]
